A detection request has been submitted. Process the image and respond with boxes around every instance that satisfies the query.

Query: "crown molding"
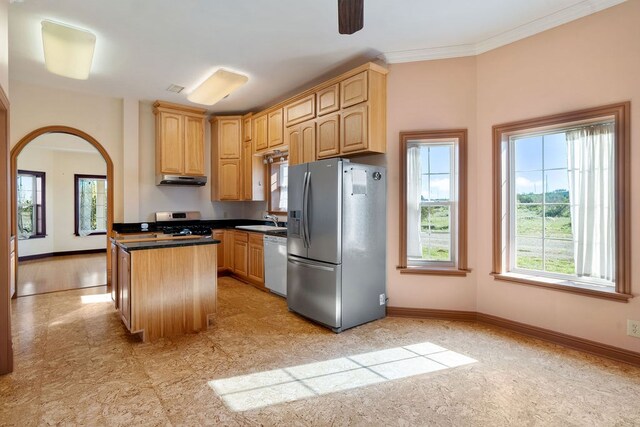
[381,0,628,64]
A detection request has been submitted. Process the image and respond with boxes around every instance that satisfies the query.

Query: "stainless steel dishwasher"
[264,234,287,297]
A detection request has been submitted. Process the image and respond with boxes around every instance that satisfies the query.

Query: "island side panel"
[130,244,217,341]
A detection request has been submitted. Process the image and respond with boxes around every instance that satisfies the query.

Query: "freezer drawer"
[287,256,341,329]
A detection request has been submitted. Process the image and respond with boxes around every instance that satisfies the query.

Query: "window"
[398,130,467,275]
[268,157,288,213]
[74,174,107,236]
[492,102,630,301]
[16,170,46,239]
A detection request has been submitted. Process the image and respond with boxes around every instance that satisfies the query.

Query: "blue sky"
[514,132,568,195]
[419,145,451,200]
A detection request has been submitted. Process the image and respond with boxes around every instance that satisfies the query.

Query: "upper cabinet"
[154,101,207,176]
[243,113,253,142]
[248,62,387,160]
[340,71,368,108]
[317,84,340,116]
[284,94,316,127]
[268,108,284,149]
[212,115,264,202]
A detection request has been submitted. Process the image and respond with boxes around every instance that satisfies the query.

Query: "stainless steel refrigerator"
[287,158,386,332]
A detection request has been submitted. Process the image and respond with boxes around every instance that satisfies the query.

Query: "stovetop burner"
[159,225,212,236]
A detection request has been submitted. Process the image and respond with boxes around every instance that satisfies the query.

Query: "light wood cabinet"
[317,83,340,116]
[154,101,207,177]
[248,233,265,285]
[340,104,368,154]
[110,240,118,306]
[340,71,368,108]
[253,114,268,152]
[287,120,316,166]
[316,114,340,159]
[214,230,225,272]
[225,230,235,270]
[217,117,242,159]
[118,248,132,331]
[9,237,15,299]
[268,108,284,149]
[243,113,253,142]
[285,94,315,127]
[233,231,248,278]
[218,159,241,200]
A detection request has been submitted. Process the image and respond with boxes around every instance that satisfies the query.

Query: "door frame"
[10,126,115,298]
[0,85,12,374]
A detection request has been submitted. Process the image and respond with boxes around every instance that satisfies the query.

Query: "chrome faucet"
[264,214,279,227]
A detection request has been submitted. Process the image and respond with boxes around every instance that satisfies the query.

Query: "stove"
[155,211,212,236]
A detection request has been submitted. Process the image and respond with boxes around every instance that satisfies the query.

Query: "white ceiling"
[8,0,626,113]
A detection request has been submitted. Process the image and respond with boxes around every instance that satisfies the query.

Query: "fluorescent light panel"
[41,20,96,80]
[188,69,248,106]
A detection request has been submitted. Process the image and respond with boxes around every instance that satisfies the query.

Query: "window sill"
[491,272,632,302]
[397,266,470,277]
[18,234,46,240]
[75,232,107,237]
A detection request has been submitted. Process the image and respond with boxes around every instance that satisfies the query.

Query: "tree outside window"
[74,174,107,236]
[17,170,46,239]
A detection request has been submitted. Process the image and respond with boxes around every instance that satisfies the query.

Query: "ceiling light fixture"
[187,68,248,106]
[41,20,96,80]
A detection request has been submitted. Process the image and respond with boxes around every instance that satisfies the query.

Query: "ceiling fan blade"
[338,0,364,35]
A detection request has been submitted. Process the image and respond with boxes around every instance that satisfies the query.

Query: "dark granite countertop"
[115,236,220,252]
[112,219,286,234]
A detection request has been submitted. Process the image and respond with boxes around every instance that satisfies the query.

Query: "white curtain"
[566,123,615,282]
[78,180,94,237]
[407,146,422,259]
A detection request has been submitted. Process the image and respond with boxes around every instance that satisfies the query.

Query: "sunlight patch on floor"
[208,341,477,411]
[80,293,112,304]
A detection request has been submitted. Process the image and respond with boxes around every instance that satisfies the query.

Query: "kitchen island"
[112,236,219,342]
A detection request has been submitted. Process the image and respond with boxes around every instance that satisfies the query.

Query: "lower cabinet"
[217,230,265,289]
[248,233,265,286]
[118,248,132,330]
[233,231,249,278]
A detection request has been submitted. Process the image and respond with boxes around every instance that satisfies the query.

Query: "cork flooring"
[2,276,640,426]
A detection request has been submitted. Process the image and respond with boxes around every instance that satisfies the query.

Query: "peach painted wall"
[475,1,640,351]
[385,56,478,311]
[387,0,640,352]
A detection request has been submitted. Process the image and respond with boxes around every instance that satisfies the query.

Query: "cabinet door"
[110,241,119,306]
[248,233,265,284]
[301,121,316,164]
[316,114,340,159]
[286,125,301,166]
[118,250,131,330]
[158,111,184,174]
[219,159,241,200]
[340,104,368,154]
[213,231,225,271]
[242,140,252,200]
[184,115,205,175]
[285,94,315,127]
[253,114,268,152]
[225,230,235,270]
[340,71,368,108]
[233,232,248,278]
[219,117,241,159]
[268,108,284,148]
[243,114,252,142]
[317,84,340,116]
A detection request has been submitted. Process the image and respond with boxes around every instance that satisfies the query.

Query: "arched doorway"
[10,126,114,297]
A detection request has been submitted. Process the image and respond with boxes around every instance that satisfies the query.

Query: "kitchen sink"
[235,225,287,232]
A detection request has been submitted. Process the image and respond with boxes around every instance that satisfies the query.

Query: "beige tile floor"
[2,276,640,426]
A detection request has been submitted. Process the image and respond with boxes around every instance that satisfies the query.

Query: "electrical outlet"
[627,320,640,338]
[379,293,385,306]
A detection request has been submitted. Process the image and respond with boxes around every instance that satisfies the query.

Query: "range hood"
[156,174,207,186]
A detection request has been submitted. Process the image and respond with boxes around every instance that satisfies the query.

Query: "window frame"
[267,157,289,215]
[492,102,631,302]
[16,169,46,239]
[398,129,468,276]
[74,174,108,236]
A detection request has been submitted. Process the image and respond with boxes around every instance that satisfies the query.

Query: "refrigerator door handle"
[303,170,311,248]
[288,258,335,272]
